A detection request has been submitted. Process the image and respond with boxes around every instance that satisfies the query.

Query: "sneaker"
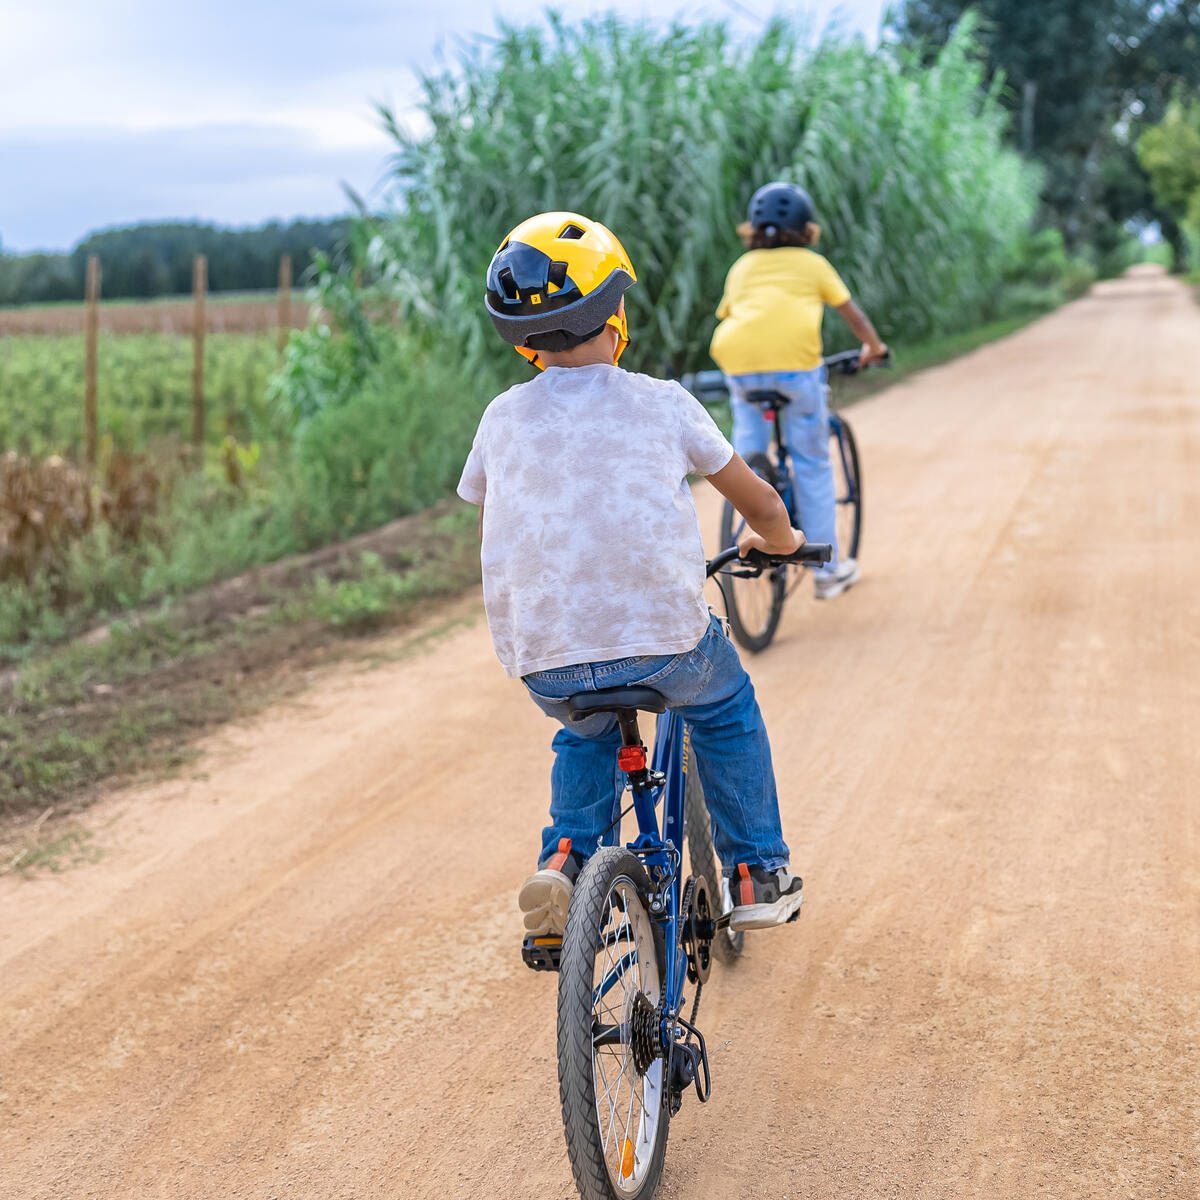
[728,863,804,930]
[813,557,860,600]
[518,838,584,938]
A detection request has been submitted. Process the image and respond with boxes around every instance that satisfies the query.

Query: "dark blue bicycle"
[530,542,829,1200]
[687,348,885,651]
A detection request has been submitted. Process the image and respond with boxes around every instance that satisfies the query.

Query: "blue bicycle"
[688,349,883,651]
[528,542,830,1200]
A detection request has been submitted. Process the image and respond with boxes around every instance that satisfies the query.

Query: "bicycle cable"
[600,799,636,841]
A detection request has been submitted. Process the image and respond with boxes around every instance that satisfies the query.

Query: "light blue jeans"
[522,614,789,875]
[727,366,841,578]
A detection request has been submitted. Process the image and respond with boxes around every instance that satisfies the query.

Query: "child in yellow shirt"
[711,181,887,598]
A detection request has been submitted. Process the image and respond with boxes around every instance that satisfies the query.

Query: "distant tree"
[56,217,353,303]
[889,0,1200,257]
[0,250,75,305]
[1138,95,1200,263]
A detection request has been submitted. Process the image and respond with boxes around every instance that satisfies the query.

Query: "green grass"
[0,503,482,821]
[3,826,103,877]
[0,331,284,456]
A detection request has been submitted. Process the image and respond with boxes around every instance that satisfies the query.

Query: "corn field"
[372,13,1040,375]
[0,332,281,457]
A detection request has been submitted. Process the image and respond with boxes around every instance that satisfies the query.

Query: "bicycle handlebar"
[823,347,893,375]
[706,543,832,577]
[681,349,891,401]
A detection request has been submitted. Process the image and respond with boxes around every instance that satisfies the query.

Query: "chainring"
[681,874,714,985]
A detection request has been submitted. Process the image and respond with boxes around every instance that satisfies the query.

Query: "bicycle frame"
[748,398,858,531]
[618,708,692,1027]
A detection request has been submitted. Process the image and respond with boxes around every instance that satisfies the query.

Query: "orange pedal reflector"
[620,1137,635,1179]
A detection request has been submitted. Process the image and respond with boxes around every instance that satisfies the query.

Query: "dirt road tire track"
[2,268,1198,1198]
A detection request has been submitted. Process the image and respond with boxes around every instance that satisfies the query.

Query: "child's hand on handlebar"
[859,341,889,369]
[738,527,806,560]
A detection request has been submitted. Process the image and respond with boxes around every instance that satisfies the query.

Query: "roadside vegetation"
[0,503,480,825]
[1137,95,1200,276]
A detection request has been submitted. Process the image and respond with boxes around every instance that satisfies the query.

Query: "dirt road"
[2,267,1198,1199]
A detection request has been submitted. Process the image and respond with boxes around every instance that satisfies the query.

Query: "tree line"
[889,0,1200,268]
[0,217,350,306]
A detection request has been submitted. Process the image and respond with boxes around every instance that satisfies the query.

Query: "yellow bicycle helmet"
[484,212,636,369]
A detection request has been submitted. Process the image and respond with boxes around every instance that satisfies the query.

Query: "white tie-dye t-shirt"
[457,364,734,677]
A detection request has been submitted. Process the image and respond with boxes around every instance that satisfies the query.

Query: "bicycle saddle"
[745,389,789,407]
[567,687,667,720]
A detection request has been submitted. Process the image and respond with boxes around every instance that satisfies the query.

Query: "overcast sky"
[0,0,885,252]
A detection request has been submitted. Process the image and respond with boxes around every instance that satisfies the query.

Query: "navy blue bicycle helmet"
[747,181,816,234]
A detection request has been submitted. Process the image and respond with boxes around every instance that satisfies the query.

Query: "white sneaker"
[728,863,805,931]
[813,557,860,600]
[517,838,582,938]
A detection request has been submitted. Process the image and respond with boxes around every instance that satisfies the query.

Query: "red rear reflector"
[617,745,646,773]
[762,409,776,422]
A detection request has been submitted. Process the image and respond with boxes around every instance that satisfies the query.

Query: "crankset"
[680,875,716,985]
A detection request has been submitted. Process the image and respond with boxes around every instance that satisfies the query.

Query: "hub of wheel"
[630,991,662,1077]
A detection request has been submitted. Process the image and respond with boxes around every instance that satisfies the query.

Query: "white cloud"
[0,0,884,249]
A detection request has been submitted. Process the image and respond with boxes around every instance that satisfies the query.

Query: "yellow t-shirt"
[710,247,851,375]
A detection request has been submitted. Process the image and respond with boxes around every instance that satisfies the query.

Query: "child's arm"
[707,455,804,557]
[835,299,888,368]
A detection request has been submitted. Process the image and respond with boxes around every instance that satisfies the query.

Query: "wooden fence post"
[192,254,206,452]
[278,253,292,356]
[84,255,100,467]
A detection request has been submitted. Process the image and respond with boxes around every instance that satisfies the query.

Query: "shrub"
[0,452,93,584]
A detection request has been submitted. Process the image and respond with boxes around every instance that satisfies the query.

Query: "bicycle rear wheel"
[558,848,669,1200]
[684,759,744,964]
[717,452,786,653]
[829,415,862,561]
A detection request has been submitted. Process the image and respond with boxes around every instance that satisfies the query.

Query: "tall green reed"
[372,12,1040,375]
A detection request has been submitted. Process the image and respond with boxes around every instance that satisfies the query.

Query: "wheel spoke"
[593,948,638,1008]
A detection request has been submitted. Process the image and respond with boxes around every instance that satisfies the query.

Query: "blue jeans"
[727,366,841,578]
[522,615,789,875]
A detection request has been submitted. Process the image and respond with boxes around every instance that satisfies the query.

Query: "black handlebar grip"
[797,542,834,564]
[742,543,832,568]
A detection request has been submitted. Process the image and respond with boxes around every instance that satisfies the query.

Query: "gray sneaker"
[728,862,804,930]
[518,838,584,938]
[813,557,860,599]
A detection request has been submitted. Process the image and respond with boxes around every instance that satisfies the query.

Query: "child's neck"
[539,346,617,368]
[538,328,620,369]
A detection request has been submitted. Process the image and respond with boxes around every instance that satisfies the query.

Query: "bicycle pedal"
[522,934,562,972]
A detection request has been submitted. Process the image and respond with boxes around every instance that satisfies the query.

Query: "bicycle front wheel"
[830,415,862,561]
[558,848,669,1200]
[718,452,786,653]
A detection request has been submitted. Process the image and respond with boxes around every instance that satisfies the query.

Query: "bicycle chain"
[677,877,704,1035]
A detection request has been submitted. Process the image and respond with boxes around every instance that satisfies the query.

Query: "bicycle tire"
[558,848,669,1200]
[830,416,862,561]
[718,452,786,653]
[683,760,744,964]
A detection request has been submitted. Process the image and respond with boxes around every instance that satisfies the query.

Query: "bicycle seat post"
[616,709,641,750]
